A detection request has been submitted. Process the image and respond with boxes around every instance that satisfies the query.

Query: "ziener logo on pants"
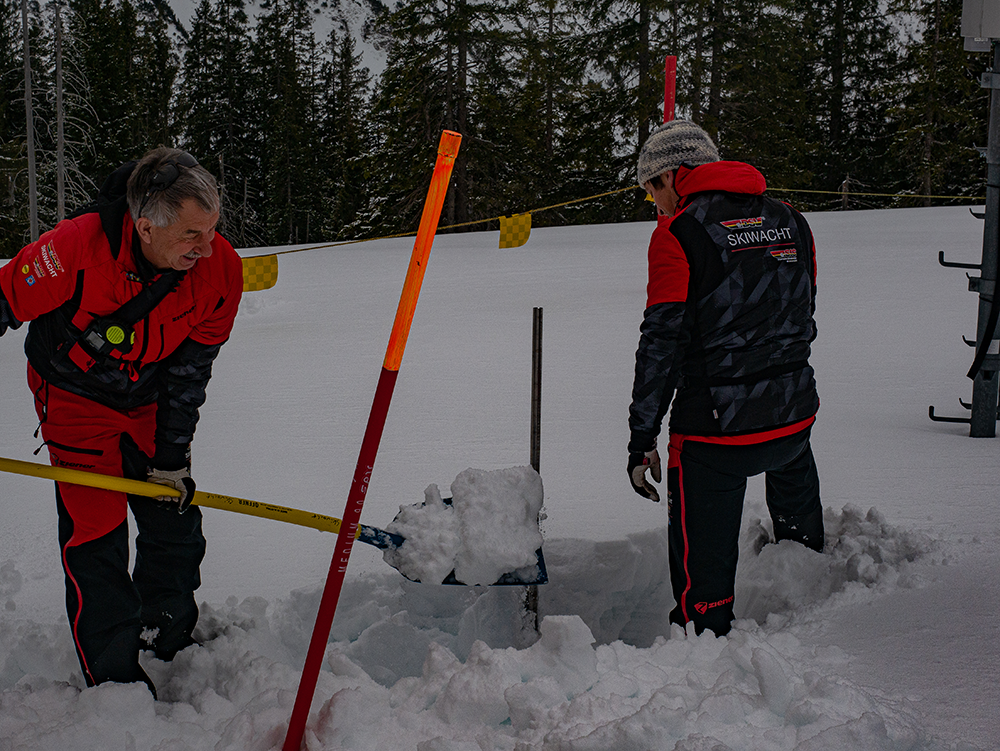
[694,595,734,615]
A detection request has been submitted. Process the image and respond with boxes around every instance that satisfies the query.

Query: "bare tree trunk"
[454,26,468,225]
[922,0,941,207]
[444,0,456,227]
[691,1,706,121]
[638,0,651,150]
[706,0,723,137]
[829,0,845,145]
[21,0,38,240]
[55,0,65,222]
[545,1,554,160]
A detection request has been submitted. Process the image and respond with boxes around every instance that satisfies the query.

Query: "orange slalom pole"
[282,130,462,751]
[663,56,676,123]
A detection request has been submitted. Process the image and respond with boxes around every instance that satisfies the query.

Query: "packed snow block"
[451,466,543,585]
[384,466,544,586]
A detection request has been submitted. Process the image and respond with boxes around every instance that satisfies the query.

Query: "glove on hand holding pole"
[147,467,196,513]
[628,447,662,502]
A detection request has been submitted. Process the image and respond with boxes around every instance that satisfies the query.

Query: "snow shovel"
[0,456,546,586]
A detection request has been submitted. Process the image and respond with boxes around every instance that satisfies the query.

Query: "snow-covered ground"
[1,205,997,750]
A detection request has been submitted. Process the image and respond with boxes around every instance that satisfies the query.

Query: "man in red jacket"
[627,120,823,637]
[0,147,243,694]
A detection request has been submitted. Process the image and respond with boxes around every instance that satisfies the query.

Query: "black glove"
[147,466,196,513]
[628,448,662,502]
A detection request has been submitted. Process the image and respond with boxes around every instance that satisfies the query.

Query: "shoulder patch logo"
[721,217,763,230]
[48,245,65,273]
[39,244,61,278]
[21,265,29,275]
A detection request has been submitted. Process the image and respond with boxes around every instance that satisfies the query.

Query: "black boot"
[141,595,199,661]
[87,627,157,699]
[772,506,824,552]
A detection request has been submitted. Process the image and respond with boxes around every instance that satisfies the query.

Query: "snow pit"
[382,466,544,585]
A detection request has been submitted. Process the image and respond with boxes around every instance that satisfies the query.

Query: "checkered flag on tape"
[242,254,279,292]
[499,213,532,249]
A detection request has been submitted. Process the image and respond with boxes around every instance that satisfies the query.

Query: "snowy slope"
[0,206,997,750]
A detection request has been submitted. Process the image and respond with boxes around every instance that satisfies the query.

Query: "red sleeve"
[189,237,243,346]
[0,220,89,322]
[646,214,690,308]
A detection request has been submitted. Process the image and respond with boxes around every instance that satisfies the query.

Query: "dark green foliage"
[1,0,29,256]
[892,0,989,206]
[0,0,994,258]
[319,28,372,238]
[178,0,264,246]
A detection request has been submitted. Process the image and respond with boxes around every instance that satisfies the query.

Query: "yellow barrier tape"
[237,184,986,263]
[768,187,987,201]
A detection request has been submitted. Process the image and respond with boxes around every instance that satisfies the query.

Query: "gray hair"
[127,147,220,227]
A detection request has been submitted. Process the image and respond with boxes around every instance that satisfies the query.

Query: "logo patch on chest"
[769,248,798,263]
[720,217,763,230]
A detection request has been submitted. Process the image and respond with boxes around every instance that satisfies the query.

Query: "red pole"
[281,130,462,751]
[663,56,676,123]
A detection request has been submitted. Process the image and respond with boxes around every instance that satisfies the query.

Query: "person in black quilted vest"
[626,119,824,636]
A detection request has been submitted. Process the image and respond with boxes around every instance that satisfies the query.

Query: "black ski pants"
[52,439,204,695]
[666,424,823,637]
[34,369,206,693]
[57,469,205,694]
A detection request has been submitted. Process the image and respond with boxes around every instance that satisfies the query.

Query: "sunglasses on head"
[138,151,200,218]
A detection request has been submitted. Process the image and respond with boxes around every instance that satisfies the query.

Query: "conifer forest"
[0,0,992,256]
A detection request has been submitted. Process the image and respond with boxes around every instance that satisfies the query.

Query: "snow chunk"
[452,466,544,585]
[383,485,461,585]
[384,467,544,586]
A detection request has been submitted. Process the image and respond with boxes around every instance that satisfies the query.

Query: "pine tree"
[63,0,166,179]
[571,0,685,221]
[368,0,524,232]
[131,1,178,149]
[367,0,456,233]
[477,0,594,225]
[1,0,29,256]
[318,26,372,239]
[789,0,905,208]
[178,0,262,246]
[711,0,820,198]
[250,0,324,244]
[893,0,988,205]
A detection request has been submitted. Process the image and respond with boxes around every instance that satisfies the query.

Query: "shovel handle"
[0,456,399,545]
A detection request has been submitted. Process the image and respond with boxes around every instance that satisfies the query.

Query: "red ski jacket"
[0,181,242,469]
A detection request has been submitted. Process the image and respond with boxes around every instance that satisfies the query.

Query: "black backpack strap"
[115,269,186,325]
[68,161,137,260]
[67,270,187,373]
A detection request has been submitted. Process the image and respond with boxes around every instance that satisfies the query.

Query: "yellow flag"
[499,213,532,249]
[242,254,279,292]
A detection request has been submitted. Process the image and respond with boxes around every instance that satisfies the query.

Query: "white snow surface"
[1,206,998,750]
